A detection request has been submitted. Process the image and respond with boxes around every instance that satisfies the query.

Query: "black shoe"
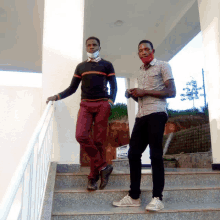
[94,174,100,182]
[87,179,98,191]
[99,165,113,190]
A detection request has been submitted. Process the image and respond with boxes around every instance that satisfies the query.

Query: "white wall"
[198,0,220,165]
[0,86,42,204]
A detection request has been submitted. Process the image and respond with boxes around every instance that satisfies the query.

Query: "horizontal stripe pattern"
[74,74,82,79]
[108,73,115,77]
[81,71,107,76]
[80,72,116,77]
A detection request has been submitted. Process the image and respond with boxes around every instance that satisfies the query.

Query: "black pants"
[128,112,168,200]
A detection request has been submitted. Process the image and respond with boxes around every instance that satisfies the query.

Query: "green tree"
[201,68,207,108]
[180,78,203,110]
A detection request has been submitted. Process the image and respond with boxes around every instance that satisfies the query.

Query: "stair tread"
[54,185,220,193]
[56,169,220,176]
[52,202,220,216]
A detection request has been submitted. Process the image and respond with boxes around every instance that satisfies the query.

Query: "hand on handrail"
[46,95,57,104]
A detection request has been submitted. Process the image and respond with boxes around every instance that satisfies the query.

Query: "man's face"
[138,43,154,59]
[86,39,100,53]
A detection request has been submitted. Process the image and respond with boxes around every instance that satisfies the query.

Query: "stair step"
[55,185,220,192]
[52,187,220,211]
[52,169,220,219]
[51,202,220,220]
[55,171,220,190]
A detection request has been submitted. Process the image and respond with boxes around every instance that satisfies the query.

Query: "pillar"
[198,0,220,169]
[42,0,85,164]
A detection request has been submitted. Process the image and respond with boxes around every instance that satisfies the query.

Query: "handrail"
[0,101,54,220]
[163,132,174,156]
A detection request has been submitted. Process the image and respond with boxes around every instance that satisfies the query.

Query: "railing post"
[28,152,34,220]
[30,141,39,219]
[35,150,41,219]
[20,163,31,219]
[38,113,54,219]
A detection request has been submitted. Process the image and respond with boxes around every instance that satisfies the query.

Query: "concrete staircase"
[47,165,220,220]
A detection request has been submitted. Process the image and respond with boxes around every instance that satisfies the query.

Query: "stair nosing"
[52,207,220,216]
[54,186,220,193]
[56,171,220,176]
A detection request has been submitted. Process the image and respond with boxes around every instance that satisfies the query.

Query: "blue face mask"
[87,50,100,59]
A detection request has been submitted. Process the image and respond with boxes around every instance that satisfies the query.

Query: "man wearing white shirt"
[113,40,176,211]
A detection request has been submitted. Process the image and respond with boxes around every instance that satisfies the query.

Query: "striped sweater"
[58,59,117,102]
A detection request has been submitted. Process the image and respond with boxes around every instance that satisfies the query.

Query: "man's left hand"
[129,88,146,98]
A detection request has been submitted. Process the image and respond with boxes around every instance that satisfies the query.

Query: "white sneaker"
[145,197,164,211]
[113,195,141,207]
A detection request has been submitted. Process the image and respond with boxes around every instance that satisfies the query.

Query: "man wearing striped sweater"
[46,36,117,191]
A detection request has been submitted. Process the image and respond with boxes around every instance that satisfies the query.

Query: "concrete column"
[42,0,85,164]
[125,78,151,167]
[197,0,220,169]
[125,78,138,136]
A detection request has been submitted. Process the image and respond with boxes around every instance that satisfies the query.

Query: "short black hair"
[86,36,100,46]
[138,40,154,50]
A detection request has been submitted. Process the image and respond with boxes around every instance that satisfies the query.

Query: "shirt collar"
[87,56,101,62]
[150,58,157,66]
[140,58,157,70]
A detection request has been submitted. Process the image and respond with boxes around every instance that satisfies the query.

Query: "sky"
[0,32,206,111]
[115,32,206,111]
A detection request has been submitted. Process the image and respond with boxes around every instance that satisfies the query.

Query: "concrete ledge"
[57,164,80,173]
[164,152,212,168]
[40,162,57,220]
[112,158,129,170]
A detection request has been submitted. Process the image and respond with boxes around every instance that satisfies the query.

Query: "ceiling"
[0,0,200,76]
[82,0,201,77]
[0,0,44,73]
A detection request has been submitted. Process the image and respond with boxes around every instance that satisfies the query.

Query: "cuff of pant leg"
[98,163,108,172]
[129,191,141,200]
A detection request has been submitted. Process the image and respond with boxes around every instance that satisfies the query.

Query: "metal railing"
[163,132,174,156]
[0,101,54,220]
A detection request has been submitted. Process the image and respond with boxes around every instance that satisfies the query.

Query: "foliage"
[200,104,209,117]
[108,103,128,122]
[166,106,209,128]
[167,108,201,117]
[180,78,204,110]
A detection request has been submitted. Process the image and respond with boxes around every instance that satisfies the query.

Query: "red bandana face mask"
[141,52,154,65]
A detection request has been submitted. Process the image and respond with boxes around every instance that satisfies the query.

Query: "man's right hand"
[125,89,132,98]
[125,89,139,102]
[46,95,57,104]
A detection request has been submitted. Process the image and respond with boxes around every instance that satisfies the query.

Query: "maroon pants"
[76,100,111,180]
